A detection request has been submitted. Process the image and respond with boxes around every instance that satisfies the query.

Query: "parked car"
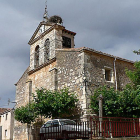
[40,119,91,139]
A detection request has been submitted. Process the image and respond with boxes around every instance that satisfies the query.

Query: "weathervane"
[43,0,49,21]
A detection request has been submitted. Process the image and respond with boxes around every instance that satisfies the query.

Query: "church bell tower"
[28,5,76,71]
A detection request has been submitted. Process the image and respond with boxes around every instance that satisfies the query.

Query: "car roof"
[43,119,76,126]
[49,119,71,121]
[46,119,74,122]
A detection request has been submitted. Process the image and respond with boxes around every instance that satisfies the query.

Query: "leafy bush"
[14,88,79,124]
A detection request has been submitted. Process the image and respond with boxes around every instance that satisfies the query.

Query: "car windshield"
[60,120,76,125]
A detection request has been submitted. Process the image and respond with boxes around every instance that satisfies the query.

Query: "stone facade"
[14,15,134,140]
[55,48,133,118]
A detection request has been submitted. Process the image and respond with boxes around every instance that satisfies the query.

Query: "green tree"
[33,88,79,118]
[133,49,140,55]
[14,103,37,124]
[125,61,140,89]
[90,86,120,117]
[90,86,140,118]
[14,88,79,124]
[118,86,140,118]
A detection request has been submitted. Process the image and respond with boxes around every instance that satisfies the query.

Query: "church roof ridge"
[15,67,30,86]
[56,47,134,64]
[28,23,65,45]
[82,47,134,63]
[63,28,76,36]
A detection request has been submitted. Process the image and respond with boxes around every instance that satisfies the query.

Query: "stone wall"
[56,49,85,116]
[14,67,29,140]
[14,58,56,140]
[28,61,57,93]
[84,50,133,93]
[115,59,133,90]
[15,67,29,108]
[83,50,133,116]
[30,27,63,71]
[56,48,134,119]
[56,48,84,93]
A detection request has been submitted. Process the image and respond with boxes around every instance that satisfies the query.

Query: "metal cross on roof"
[43,0,49,21]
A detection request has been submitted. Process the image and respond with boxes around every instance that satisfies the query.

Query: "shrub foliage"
[14,88,79,124]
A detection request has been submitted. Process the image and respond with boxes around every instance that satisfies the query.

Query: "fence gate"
[0,126,2,140]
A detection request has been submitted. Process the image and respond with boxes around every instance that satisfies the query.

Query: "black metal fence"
[39,121,92,140]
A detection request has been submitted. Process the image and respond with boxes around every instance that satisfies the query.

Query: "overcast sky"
[0,0,140,108]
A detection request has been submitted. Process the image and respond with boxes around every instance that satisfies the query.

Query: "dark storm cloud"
[0,0,140,107]
[62,0,140,61]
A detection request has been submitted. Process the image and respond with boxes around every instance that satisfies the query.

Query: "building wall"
[14,67,29,140]
[55,49,134,119]
[28,61,57,92]
[14,61,56,140]
[30,28,63,70]
[14,47,134,139]
[13,121,28,140]
[35,25,51,39]
[56,49,85,118]
[83,51,133,116]
[15,68,29,108]
[84,51,133,92]
[0,111,14,140]
[115,59,133,90]
[56,49,84,93]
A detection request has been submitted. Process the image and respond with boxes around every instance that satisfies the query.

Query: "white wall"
[0,111,14,140]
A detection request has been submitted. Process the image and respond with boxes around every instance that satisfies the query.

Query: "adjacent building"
[0,108,14,140]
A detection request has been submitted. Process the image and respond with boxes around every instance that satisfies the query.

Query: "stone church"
[13,7,134,140]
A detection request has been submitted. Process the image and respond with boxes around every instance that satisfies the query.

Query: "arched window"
[35,45,39,68]
[44,38,50,61]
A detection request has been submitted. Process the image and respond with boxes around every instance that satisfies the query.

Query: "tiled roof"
[56,47,134,64]
[0,108,12,115]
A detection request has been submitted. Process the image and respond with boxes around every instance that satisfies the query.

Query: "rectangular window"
[5,130,7,137]
[6,114,8,120]
[62,36,71,48]
[104,66,113,82]
[105,69,111,81]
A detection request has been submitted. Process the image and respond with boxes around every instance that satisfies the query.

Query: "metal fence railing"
[90,116,140,138]
[32,117,140,139]
[39,121,92,140]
